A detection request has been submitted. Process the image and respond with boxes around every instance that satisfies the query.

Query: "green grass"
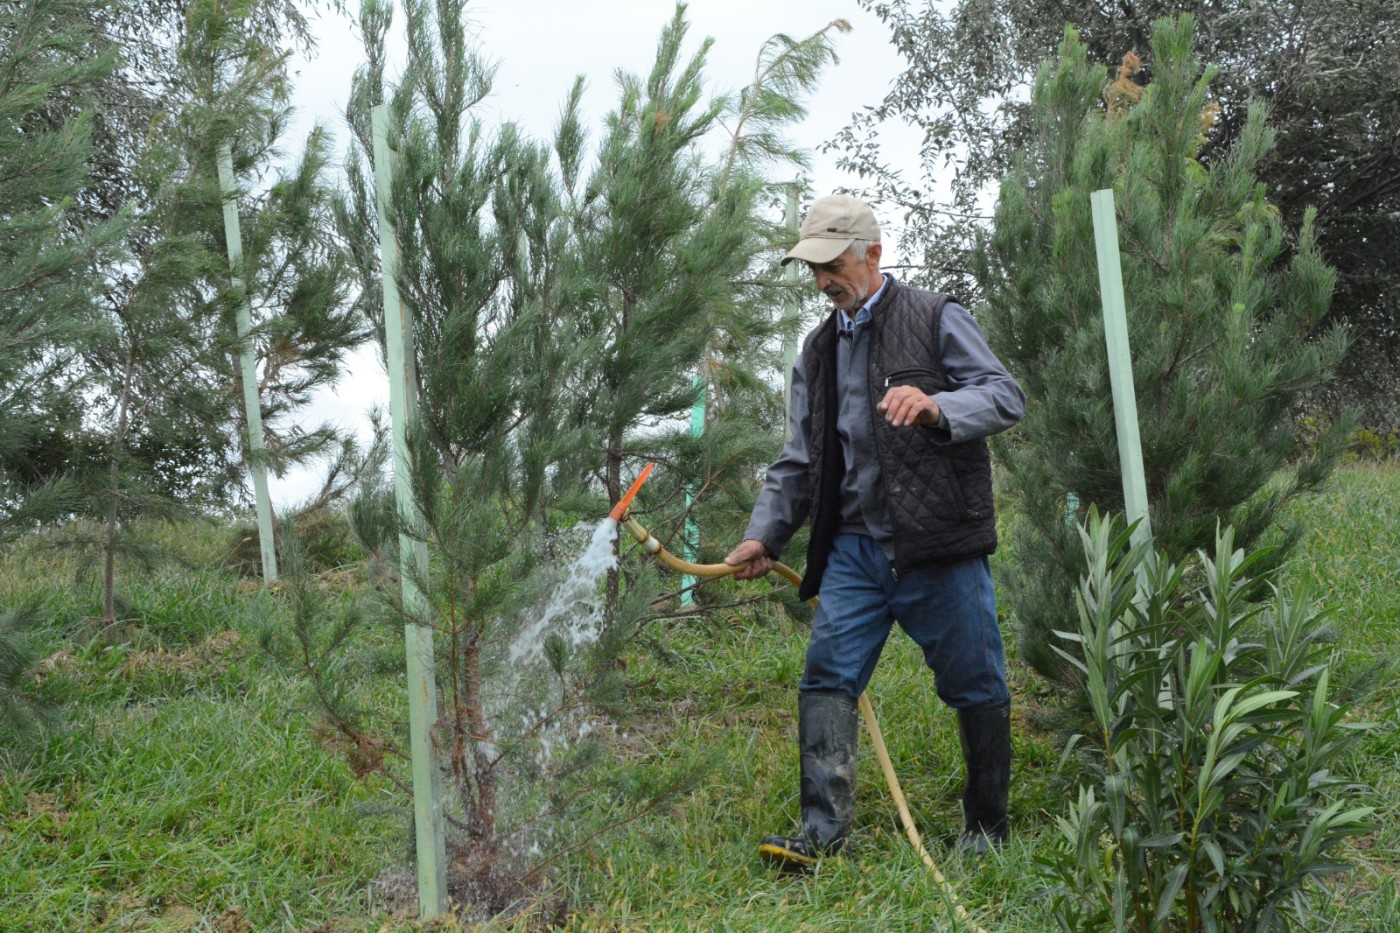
[3,466,1400,930]
[0,530,413,931]
[1289,463,1400,665]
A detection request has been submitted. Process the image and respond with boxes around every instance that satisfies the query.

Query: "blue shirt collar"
[841,275,887,333]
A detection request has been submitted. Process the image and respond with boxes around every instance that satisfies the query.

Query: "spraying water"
[475,515,624,864]
[506,516,619,666]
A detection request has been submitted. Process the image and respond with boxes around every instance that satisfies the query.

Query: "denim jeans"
[800,533,1010,709]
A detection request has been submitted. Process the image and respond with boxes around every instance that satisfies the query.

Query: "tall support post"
[781,189,800,413]
[216,144,278,583]
[373,104,447,919]
[1091,188,1152,549]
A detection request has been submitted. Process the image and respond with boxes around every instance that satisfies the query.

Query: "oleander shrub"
[1042,510,1372,932]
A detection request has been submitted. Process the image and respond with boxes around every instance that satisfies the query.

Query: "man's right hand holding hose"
[724,539,774,580]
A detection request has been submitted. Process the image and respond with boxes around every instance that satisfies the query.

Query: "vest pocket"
[938,456,978,521]
[883,367,944,394]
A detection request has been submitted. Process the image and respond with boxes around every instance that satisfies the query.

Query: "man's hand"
[877,384,942,427]
[725,539,774,580]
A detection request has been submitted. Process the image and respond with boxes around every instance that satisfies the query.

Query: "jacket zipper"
[883,367,941,388]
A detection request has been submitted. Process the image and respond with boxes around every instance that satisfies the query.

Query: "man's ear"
[868,241,883,266]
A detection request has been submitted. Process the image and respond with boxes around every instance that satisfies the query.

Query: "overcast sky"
[268,0,921,506]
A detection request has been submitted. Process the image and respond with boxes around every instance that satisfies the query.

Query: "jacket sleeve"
[742,357,812,559]
[929,302,1026,443]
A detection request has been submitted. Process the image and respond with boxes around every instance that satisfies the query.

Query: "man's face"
[805,243,882,313]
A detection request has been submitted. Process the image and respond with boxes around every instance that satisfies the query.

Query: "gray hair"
[846,239,875,261]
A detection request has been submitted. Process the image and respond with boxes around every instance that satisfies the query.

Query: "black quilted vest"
[798,278,997,600]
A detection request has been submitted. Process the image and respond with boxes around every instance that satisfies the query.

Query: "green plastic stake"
[373,104,447,919]
[1091,188,1153,549]
[217,144,278,584]
[680,374,705,606]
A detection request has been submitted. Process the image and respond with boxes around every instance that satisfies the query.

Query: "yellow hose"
[620,515,988,932]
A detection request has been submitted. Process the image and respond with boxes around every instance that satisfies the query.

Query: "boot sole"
[758,841,819,870]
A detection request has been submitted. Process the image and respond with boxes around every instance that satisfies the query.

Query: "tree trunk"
[605,427,622,607]
[102,349,137,626]
[463,635,497,851]
[604,291,635,608]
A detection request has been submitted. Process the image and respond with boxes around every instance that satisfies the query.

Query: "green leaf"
[1155,862,1189,921]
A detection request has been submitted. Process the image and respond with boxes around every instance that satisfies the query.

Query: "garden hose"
[611,466,989,932]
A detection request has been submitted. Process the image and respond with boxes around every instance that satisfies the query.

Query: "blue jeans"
[800,534,1009,709]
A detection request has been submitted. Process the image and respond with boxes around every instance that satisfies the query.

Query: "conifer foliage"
[975,17,1347,677]
[0,0,122,533]
[643,19,849,588]
[324,0,839,914]
[71,0,360,624]
[334,0,720,911]
[574,7,771,606]
[0,0,123,740]
[844,0,1400,430]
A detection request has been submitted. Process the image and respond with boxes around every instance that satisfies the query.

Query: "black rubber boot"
[758,690,859,870]
[956,699,1011,855]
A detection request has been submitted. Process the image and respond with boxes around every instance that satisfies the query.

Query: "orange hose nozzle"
[608,462,655,521]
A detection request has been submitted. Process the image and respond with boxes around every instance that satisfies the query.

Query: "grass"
[1290,463,1400,666]
[0,526,411,931]
[2,465,1399,930]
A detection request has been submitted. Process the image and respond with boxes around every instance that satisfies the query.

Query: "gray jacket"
[745,276,1024,595]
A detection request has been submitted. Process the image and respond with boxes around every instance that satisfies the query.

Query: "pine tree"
[580,8,760,506]
[321,1,852,909]
[570,7,806,609]
[0,0,124,739]
[841,0,1400,433]
[974,16,1347,678]
[182,0,367,561]
[73,0,319,227]
[0,0,121,532]
[68,0,361,623]
[78,124,230,625]
[335,0,629,905]
[670,20,849,591]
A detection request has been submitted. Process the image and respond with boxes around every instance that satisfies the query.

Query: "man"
[725,193,1024,869]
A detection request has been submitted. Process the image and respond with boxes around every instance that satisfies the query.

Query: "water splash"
[479,515,625,865]
[506,516,618,665]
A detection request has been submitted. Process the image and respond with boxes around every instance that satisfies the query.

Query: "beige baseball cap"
[781,193,881,266]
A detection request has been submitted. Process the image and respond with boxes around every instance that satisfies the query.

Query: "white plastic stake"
[1091,188,1152,548]
[373,104,447,919]
[216,144,278,583]
[782,188,800,413]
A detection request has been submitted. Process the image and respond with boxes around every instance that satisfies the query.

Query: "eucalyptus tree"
[975,17,1346,677]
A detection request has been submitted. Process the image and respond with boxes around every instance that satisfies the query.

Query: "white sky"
[268,0,922,507]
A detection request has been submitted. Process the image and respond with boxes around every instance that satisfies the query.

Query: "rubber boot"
[956,699,1011,855]
[759,690,859,870]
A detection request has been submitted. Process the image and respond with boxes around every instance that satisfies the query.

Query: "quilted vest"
[798,278,997,600]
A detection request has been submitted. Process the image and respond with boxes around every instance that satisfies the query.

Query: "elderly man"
[725,193,1025,869]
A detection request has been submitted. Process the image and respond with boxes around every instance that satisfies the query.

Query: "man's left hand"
[877,385,942,427]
